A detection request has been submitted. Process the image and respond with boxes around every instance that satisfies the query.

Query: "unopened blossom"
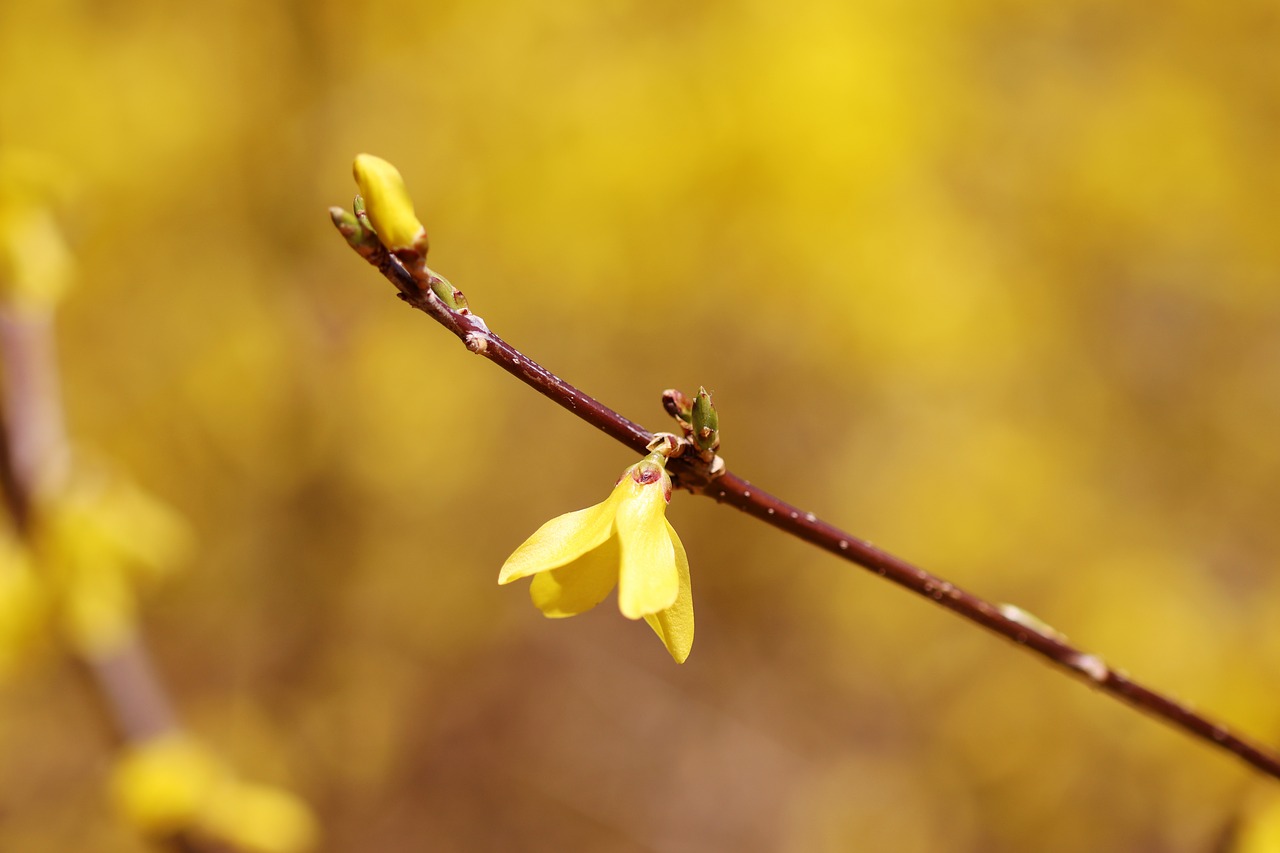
[351,154,427,253]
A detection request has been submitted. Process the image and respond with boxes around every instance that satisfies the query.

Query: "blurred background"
[2,0,1279,850]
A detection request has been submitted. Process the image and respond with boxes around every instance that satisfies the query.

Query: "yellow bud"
[351,154,427,253]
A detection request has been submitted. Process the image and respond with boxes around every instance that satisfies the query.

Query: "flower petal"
[644,520,694,663]
[498,491,621,585]
[529,534,621,618]
[615,483,678,619]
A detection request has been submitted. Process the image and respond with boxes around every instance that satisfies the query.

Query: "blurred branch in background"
[0,151,315,853]
[332,156,1280,783]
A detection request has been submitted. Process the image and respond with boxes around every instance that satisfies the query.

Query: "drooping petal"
[615,481,678,619]
[529,534,621,618]
[643,520,694,663]
[498,489,621,585]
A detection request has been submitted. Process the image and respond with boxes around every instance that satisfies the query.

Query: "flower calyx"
[646,432,687,459]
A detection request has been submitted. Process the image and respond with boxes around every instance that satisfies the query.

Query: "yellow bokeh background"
[3,1,1279,850]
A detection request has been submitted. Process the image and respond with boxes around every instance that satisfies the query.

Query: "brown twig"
[333,215,1280,782]
[0,308,225,852]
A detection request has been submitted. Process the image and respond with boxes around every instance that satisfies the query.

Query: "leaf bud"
[691,386,719,456]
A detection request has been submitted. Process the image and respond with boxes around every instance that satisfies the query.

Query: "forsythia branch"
[329,168,1280,783]
[0,309,218,852]
[1,150,316,852]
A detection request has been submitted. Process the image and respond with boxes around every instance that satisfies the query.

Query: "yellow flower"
[37,466,192,657]
[112,734,317,853]
[351,154,426,254]
[499,452,694,663]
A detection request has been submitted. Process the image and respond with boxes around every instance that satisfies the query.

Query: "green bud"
[329,206,380,254]
[329,206,357,231]
[327,206,381,266]
[691,386,719,455]
[428,271,469,313]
